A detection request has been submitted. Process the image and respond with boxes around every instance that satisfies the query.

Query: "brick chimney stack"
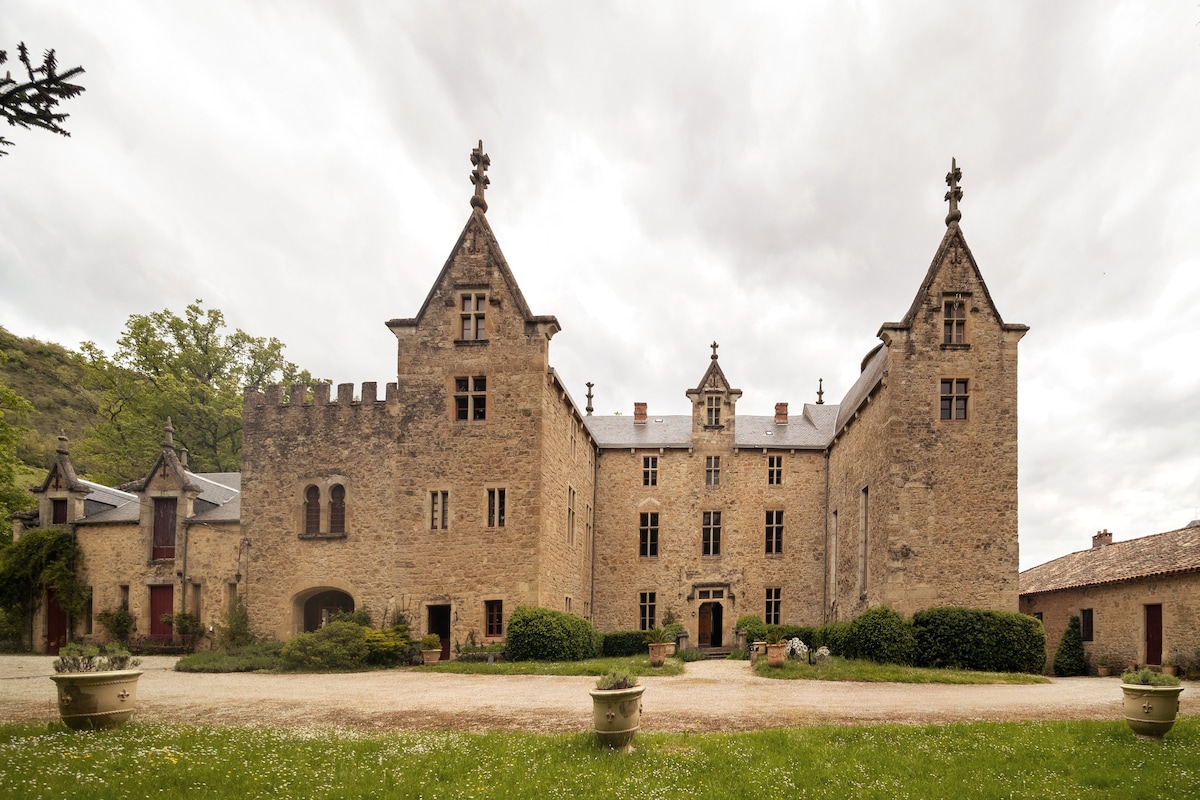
[1092,529,1112,548]
[634,402,647,424]
[775,403,788,424]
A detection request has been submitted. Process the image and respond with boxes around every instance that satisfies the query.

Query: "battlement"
[244,382,400,409]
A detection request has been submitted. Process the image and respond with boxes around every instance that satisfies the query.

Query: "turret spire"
[944,157,963,228]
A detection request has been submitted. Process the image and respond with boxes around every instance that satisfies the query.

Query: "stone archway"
[297,588,355,632]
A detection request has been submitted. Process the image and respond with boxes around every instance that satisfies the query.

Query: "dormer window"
[943,294,968,345]
[460,292,487,340]
[152,497,177,560]
[706,396,721,427]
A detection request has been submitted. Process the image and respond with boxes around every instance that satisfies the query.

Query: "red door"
[46,588,69,655]
[1145,604,1163,665]
[150,585,174,638]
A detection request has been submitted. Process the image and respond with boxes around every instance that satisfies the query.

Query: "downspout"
[823,447,830,625]
[589,441,599,623]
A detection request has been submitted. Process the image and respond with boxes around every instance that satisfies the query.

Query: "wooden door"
[1145,604,1163,665]
[150,585,174,637]
[710,603,724,648]
[698,603,712,647]
[46,588,69,654]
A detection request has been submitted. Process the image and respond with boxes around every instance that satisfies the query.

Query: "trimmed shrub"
[175,641,284,673]
[603,630,648,657]
[812,621,852,656]
[216,593,252,652]
[97,606,135,644]
[736,614,767,644]
[845,606,916,665]
[505,606,602,662]
[364,628,409,667]
[330,609,373,627]
[772,624,814,646]
[912,607,1045,674]
[1053,615,1087,677]
[280,621,369,671]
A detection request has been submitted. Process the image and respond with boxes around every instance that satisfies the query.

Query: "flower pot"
[664,643,676,657]
[50,669,143,730]
[647,642,669,667]
[1163,665,1178,676]
[589,685,645,751]
[1121,683,1184,738]
[766,643,786,668]
[422,649,441,665]
[1097,666,1111,677]
[750,641,766,666]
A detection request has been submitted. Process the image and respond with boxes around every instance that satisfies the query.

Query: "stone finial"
[585,382,594,416]
[163,417,175,448]
[710,341,719,360]
[816,378,824,405]
[57,430,69,454]
[180,448,189,468]
[470,139,490,213]
[944,157,963,228]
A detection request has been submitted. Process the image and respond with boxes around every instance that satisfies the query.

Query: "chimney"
[775,402,788,424]
[634,402,647,424]
[1092,529,1112,548]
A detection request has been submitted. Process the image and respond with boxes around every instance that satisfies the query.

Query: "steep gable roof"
[1020,523,1200,594]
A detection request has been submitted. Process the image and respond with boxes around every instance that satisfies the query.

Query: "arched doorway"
[299,589,355,632]
[698,601,723,648]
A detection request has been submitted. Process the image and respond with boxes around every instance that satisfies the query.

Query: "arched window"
[329,484,346,534]
[304,485,321,534]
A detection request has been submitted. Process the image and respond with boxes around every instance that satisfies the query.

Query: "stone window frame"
[485,599,503,637]
[454,376,487,421]
[941,292,971,348]
[706,396,722,427]
[639,511,659,558]
[702,510,722,557]
[765,587,781,625]
[765,509,784,555]
[299,481,350,539]
[567,486,576,545]
[1081,607,1094,642]
[939,378,969,420]
[767,455,783,485]
[643,455,658,487]
[639,591,657,631]
[486,487,506,528]
[458,291,488,342]
[705,456,721,487]
[430,490,449,531]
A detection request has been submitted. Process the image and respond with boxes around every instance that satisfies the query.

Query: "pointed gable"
[132,420,201,495]
[33,434,89,495]
[685,342,743,434]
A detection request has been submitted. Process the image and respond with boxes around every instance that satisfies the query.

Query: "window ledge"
[298,532,348,540]
[454,339,490,347]
[940,343,971,351]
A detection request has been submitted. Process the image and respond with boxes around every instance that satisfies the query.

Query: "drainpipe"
[822,448,830,625]
[589,441,599,623]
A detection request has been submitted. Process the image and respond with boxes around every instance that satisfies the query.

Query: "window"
[430,491,448,530]
[454,376,487,420]
[639,512,659,557]
[639,591,656,631]
[940,379,969,420]
[702,511,722,556]
[51,498,67,524]
[564,596,572,612]
[152,497,177,560]
[1081,608,1094,642]
[706,396,721,427]
[460,292,487,340]
[329,484,346,534]
[567,487,576,544]
[765,510,784,555]
[830,510,839,593]
[705,456,721,486]
[858,487,869,594]
[487,488,506,528]
[768,455,782,485]
[585,504,593,560]
[765,588,781,625]
[485,600,503,637]
[943,295,966,344]
[643,455,658,487]
[1032,611,1043,622]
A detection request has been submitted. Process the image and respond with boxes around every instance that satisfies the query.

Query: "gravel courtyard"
[3,656,1185,733]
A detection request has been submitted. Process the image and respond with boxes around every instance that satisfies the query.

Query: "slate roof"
[583,403,839,450]
[75,472,242,526]
[1019,523,1200,595]
[835,344,888,434]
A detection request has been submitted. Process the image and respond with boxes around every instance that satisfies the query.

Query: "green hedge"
[812,621,852,655]
[736,614,767,644]
[845,606,916,665]
[1053,615,1086,677]
[602,630,648,657]
[279,621,370,671]
[505,606,602,662]
[912,607,1045,674]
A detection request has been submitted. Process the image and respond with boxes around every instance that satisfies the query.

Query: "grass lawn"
[753,656,1049,684]
[1,718,1196,799]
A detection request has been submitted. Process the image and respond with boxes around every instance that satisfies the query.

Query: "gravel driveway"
[3,656,1186,733]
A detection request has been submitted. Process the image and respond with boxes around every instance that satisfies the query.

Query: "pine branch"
[0,42,86,156]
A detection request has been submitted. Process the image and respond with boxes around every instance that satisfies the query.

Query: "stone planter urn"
[51,669,143,730]
[766,643,786,668]
[647,642,670,668]
[750,641,767,666]
[421,650,442,665]
[1121,683,1184,738]
[590,685,645,751]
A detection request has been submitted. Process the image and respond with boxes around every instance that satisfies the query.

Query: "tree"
[1,43,85,156]
[1053,615,1087,677]
[78,301,317,483]
[0,367,36,527]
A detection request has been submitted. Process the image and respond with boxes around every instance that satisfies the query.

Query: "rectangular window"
[639,512,659,557]
[643,455,658,487]
[1081,608,1094,642]
[567,486,576,544]
[765,587,781,625]
[454,376,487,420]
[706,396,721,427]
[585,504,593,560]
[702,511,722,556]
[765,510,784,555]
[152,497,177,560]
[51,498,68,524]
[705,456,721,487]
[460,292,487,340]
[430,491,448,530]
[943,295,966,344]
[487,488,506,528]
[830,509,839,594]
[564,596,572,612]
[485,600,503,637]
[767,455,783,485]
[639,591,656,631]
[858,487,869,594]
[939,378,969,420]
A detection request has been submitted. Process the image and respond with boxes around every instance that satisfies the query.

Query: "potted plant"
[1120,667,1184,738]
[644,626,671,667]
[1162,659,1178,677]
[1096,654,1112,677]
[589,669,644,751]
[50,643,143,730]
[420,633,443,665]
[765,631,786,668]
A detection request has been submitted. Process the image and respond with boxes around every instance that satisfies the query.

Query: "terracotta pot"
[1097,666,1111,677]
[767,643,786,668]
[422,649,441,665]
[647,642,669,667]
[1163,665,1179,676]
[664,643,676,657]
[51,669,143,730]
[1121,683,1184,738]
[589,685,645,751]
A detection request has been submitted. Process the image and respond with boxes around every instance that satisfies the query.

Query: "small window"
[1081,608,1094,642]
[51,498,68,525]
[765,510,784,555]
[706,396,721,427]
[639,591,656,631]
[303,485,321,534]
[485,600,503,637]
[702,511,721,556]
[564,596,572,612]
[567,487,576,544]
[639,512,659,557]
[705,456,721,487]
[943,295,966,344]
[454,376,487,421]
[460,292,487,340]
[643,455,658,487]
[430,491,449,530]
[329,485,346,534]
[767,455,783,486]
[765,587,781,625]
[939,379,969,420]
[487,488,506,528]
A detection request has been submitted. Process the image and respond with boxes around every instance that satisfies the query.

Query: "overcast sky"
[2,2,1197,570]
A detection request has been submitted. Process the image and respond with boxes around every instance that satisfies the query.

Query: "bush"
[217,593,253,652]
[912,607,1045,674]
[364,628,409,667]
[662,622,685,643]
[736,614,767,644]
[330,608,373,627]
[602,630,648,657]
[280,621,369,671]
[845,606,916,665]
[96,606,135,644]
[677,647,705,662]
[1053,615,1087,677]
[727,648,749,660]
[812,621,853,656]
[175,641,283,673]
[505,606,602,662]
